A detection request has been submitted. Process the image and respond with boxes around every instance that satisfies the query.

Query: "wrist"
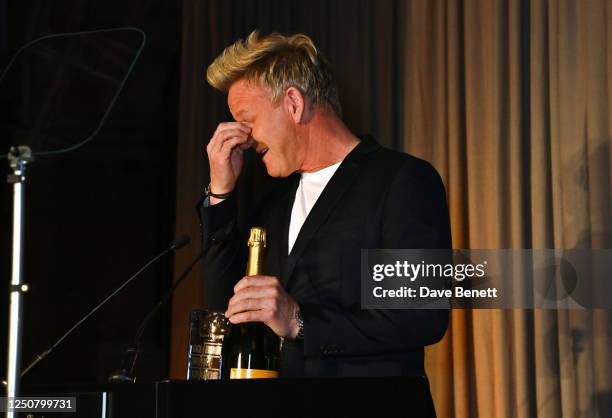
[204,183,234,203]
[208,178,234,196]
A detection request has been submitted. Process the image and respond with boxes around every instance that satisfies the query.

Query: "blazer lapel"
[280,136,380,288]
[280,175,299,262]
[265,174,299,278]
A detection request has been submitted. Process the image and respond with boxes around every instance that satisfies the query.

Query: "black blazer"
[198,136,451,380]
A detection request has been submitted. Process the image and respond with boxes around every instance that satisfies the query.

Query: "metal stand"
[5,146,33,417]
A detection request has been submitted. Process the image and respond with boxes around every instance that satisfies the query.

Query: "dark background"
[0,0,181,384]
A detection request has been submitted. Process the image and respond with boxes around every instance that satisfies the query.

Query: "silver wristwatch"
[295,308,304,340]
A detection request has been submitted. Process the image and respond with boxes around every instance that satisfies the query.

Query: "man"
[198,30,450,407]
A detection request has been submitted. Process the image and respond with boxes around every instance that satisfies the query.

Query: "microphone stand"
[4,146,34,408]
[19,236,189,379]
[108,250,205,383]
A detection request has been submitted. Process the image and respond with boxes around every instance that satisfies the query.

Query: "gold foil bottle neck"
[248,227,266,247]
[246,227,266,276]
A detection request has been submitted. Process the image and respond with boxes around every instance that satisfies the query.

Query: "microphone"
[171,235,190,250]
[20,235,191,378]
[108,228,226,383]
[108,248,205,383]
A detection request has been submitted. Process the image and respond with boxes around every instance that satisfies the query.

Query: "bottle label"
[230,368,279,379]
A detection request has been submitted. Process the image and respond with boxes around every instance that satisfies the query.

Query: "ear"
[284,87,307,123]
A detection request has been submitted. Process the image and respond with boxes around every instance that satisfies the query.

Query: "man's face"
[227,79,303,177]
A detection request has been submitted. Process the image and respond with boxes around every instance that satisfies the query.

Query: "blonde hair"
[206,31,342,115]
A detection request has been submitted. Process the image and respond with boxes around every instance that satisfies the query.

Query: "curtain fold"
[174,1,612,416]
[402,1,611,417]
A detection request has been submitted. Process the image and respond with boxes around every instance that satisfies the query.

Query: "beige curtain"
[403,1,612,417]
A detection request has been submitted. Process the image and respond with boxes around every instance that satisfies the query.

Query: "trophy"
[185,309,231,380]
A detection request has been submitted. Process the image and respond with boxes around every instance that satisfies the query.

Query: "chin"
[265,167,284,178]
[264,162,291,178]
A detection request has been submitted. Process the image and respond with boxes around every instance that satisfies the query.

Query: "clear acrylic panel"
[0,28,146,157]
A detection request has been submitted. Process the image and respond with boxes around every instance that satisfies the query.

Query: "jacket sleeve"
[300,158,452,357]
[197,195,246,312]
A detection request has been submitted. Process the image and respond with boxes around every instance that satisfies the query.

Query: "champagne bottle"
[221,227,280,379]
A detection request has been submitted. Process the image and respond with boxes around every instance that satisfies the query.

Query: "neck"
[298,109,360,173]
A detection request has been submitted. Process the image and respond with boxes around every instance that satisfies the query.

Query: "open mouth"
[259,147,269,158]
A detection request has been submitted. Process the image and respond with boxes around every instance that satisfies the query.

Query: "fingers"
[218,136,251,158]
[213,121,251,139]
[226,297,277,318]
[206,122,253,194]
[238,137,255,150]
[227,276,278,317]
[226,276,280,317]
[206,122,251,158]
[215,121,251,137]
[228,285,279,306]
[233,275,278,293]
[227,309,274,325]
[224,275,300,338]
[226,284,279,315]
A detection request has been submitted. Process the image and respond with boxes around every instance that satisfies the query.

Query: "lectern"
[22,376,431,417]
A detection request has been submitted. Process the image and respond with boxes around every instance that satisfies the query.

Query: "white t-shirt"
[288,161,342,254]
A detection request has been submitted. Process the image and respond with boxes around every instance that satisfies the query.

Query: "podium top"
[23,376,432,418]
